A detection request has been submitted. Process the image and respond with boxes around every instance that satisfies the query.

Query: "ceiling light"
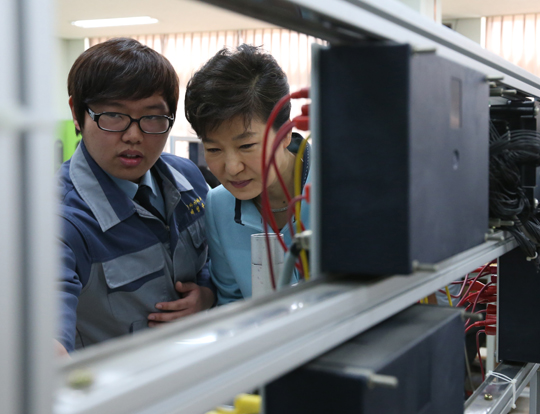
[71,16,158,29]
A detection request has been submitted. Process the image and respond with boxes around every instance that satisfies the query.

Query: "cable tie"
[486,371,517,409]
[526,251,538,261]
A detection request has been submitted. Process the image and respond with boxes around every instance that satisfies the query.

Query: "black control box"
[265,305,464,414]
[313,44,489,275]
[499,247,540,363]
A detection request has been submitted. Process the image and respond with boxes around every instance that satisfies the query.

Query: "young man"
[57,38,214,354]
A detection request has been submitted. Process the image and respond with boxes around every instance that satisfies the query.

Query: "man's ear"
[68,96,82,133]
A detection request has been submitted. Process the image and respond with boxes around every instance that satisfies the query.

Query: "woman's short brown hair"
[68,38,179,132]
[184,44,290,138]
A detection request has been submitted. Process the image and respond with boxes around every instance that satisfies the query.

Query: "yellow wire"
[445,286,453,306]
[294,136,310,281]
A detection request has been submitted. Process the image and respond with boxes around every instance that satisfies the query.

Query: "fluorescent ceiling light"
[71,16,158,29]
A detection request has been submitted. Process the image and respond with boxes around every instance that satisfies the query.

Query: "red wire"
[457,261,496,307]
[264,121,295,206]
[453,274,471,297]
[464,282,494,329]
[438,274,471,298]
[261,120,298,242]
[260,121,294,255]
[260,94,294,290]
[261,94,291,233]
[261,121,295,240]
[259,90,309,289]
[263,122,306,278]
[465,320,486,333]
[438,265,490,302]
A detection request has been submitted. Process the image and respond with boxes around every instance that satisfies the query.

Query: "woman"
[185,44,310,305]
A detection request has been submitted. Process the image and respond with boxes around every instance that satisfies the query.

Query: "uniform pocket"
[103,243,177,328]
[103,243,164,289]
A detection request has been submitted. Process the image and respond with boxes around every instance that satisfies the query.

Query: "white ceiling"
[56,0,540,39]
[55,0,275,39]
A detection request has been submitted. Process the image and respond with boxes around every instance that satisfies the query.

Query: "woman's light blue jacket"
[205,137,311,305]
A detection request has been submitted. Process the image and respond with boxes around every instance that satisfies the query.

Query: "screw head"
[484,393,493,401]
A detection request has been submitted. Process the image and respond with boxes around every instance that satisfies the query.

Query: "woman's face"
[202,116,291,200]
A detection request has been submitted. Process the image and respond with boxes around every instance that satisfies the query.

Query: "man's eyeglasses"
[87,108,174,134]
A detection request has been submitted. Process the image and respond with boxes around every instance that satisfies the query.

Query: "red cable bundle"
[459,261,498,382]
[260,88,310,289]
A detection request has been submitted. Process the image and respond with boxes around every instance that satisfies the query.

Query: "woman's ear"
[282,127,293,149]
[68,96,82,133]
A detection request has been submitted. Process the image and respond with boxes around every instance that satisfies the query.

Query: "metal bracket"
[412,260,439,272]
[485,233,506,242]
[412,47,437,54]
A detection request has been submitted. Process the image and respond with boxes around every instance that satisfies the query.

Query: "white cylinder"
[251,233,284,298]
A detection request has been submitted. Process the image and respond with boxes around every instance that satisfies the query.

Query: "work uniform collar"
[106,168,157,200]
[70,140,193,232]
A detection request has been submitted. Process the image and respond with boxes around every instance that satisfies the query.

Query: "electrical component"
[312,44,489,275]
[499,248,540,363]
[488,98,540,261]
[265,304,464,414]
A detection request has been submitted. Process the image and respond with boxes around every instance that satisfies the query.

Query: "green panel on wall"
[55,120,81,170]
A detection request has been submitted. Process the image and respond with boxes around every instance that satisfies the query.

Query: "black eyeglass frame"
[86,107,175,134]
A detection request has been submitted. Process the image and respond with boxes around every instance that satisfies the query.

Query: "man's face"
[70,94,171,183]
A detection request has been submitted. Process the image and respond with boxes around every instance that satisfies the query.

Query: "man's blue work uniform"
[57,141,212,351]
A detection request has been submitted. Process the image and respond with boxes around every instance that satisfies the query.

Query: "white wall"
[397,0,442,23]
[56,38,85,120]
[442,18,483,45]
[396,0,483,45]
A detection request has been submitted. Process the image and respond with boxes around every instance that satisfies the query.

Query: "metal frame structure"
[55,0,540,413]
[0,0,57,413]
[201,0,540,98]
[465,363,540,414]
[532,370,540,414]
[54,236,517,414]
[5,0,540,413]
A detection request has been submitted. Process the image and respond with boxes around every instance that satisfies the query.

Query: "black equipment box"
[265,305,464,414]
[499,248,540,363]
[314,44,489,275]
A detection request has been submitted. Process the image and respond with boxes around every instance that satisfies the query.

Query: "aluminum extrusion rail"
[465,363,540,414]
[55,236,516,414]
[199,0,540,98]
